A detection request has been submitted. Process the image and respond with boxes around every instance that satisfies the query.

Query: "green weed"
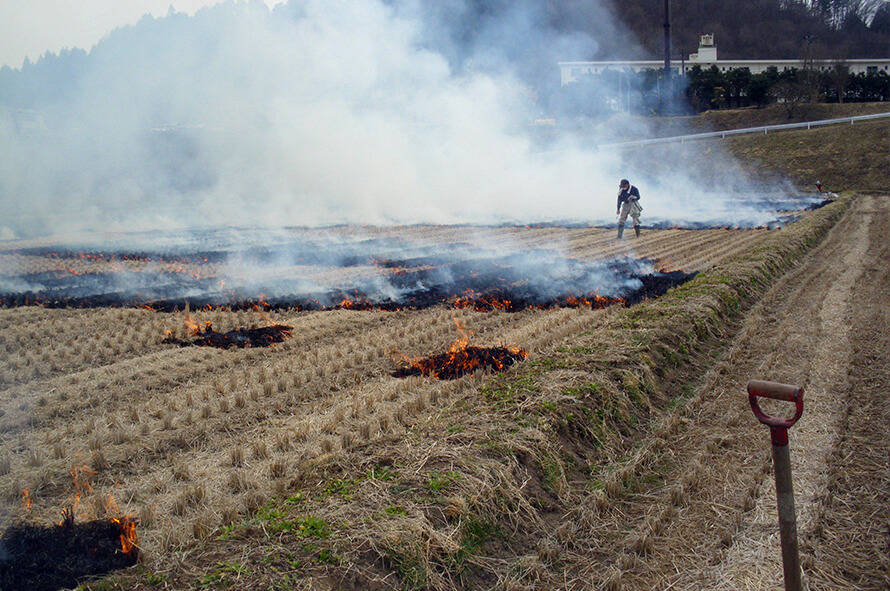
[540,452,564,492]
[196,561,247,588]
[482,375,537,405]
[368,465,398,481]
[272,575,293,590]
[325,477,356,499]
[384,539,430,590]
[295,515,332,539]
[554,344,606,355]
[143,571,167,586]
[455,518,497,563]
[563,383,604,399]
[285,492,305,505]
[217,523,239,540]
[316,548,342,565]
[76,580,122,591]
[426,470,461,492]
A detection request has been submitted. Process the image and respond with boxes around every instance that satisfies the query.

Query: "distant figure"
[815,180,838,200]
[616,179,642,239]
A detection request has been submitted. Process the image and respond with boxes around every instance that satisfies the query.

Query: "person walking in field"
[616,178,642,239]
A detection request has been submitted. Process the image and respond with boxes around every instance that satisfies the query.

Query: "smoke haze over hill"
[0,0,803,240]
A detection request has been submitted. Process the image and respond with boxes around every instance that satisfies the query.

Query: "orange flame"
[104,492,139,555]
[655,259,679,273]
[112,515,139,555]
[394,315,527,380]
[452,289,514,311]
[104,493,138,554]
[71,465,95,494]
[57,464,95,525]
[450,314,472,350]
[183,315,201,336]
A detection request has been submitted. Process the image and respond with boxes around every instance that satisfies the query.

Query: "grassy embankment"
[725,115,889,193]
[660,102,890,192]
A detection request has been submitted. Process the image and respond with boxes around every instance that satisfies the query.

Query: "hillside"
[725,115,889,193]
[609,103,890,193]
[705,103,890,193]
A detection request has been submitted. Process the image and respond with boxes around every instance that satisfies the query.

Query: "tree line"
[555,62,889,119]
[686,63,889,109]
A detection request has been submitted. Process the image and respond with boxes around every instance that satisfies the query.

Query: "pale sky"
[0,0,285,69]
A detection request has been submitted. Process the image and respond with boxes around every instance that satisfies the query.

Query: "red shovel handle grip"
[747,380,804,443]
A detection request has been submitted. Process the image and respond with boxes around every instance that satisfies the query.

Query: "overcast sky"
[0,0,285,69]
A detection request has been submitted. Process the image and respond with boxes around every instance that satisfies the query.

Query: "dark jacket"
[617,185,641,210]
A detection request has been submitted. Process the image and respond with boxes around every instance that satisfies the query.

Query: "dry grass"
[618,102,889,195]
[726,117,890,193]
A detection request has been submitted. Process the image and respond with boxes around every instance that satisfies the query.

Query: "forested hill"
[489,0,889,60]
[601,0,889,59]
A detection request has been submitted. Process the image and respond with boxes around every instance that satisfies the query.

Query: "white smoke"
[0,0,801,240]
[0,231,668,308]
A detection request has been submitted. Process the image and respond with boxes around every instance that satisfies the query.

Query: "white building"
[559,34,890,85]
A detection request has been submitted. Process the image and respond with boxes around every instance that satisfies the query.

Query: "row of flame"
[172,309,526,379]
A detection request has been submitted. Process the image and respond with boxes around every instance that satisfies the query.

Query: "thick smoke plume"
[1,0,806,240]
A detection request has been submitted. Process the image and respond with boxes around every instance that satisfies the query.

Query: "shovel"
[747,379,804,591]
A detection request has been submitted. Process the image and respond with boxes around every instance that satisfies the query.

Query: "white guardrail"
[599,111,890,149]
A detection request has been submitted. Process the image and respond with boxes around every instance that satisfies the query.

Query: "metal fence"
[599,111,890,149]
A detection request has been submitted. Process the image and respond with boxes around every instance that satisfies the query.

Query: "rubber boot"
[617,223,624,239]
[634,225,641,238]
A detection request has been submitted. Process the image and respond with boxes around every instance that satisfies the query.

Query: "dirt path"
[630,195,890,590]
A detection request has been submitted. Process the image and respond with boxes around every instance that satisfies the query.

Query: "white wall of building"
[559,34,890,85]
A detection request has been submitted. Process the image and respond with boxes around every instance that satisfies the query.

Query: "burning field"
[0,226,707,313]
[0,516,138,590]
[0,219,838,589]
[0,0,881,582]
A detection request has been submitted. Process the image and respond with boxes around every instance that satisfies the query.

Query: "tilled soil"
[623,194,890,590]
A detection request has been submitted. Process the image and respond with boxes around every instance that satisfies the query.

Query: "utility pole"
[664,0,672,78]
[803,35,819,103]
[663,0,672,112]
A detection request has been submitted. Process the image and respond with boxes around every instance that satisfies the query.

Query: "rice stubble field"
[0,192,887,590]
